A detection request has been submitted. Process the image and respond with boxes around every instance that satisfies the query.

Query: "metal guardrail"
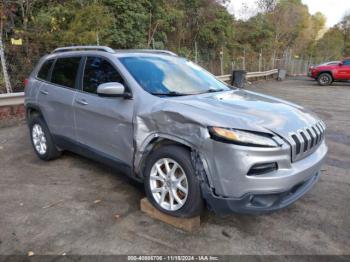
[0,92,25,107]
[0,69,278,107]
[216,69,279,82]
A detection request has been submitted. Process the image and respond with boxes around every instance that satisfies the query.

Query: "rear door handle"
[75,99,88,106]
[40,90,48,95]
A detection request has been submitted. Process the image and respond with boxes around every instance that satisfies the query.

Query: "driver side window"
[83,57,124,94]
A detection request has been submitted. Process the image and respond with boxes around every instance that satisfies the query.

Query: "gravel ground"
[0,77,349,255]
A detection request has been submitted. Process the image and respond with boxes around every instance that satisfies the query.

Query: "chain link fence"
[0,41,330,94]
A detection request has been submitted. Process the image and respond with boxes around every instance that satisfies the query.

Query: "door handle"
[40,90,49,95]
[75,99,88,106]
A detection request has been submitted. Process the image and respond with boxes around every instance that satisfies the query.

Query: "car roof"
[41,52,179,65]
[49,46,177,57]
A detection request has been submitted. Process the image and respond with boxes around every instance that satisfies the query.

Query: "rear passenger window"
[51,57,81,88]
[83,57,124,94]
[37,59,54,81]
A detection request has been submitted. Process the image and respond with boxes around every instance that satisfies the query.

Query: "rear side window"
[83,57,124,94]
[37,59,54,80]
[51,57,81,88]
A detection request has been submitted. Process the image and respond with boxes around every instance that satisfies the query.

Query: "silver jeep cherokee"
[25,46,328,217]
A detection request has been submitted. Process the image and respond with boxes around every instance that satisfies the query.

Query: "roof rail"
[115,49,178,56]
[52,46,115,54]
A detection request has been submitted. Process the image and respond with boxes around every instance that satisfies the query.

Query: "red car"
[310,58,350,86]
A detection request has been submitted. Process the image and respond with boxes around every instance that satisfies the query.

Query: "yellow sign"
[11,38,23,45]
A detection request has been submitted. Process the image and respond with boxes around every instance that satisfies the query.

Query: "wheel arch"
[26,103,44,121]
[317,71,334,80]
[135,134,195,179]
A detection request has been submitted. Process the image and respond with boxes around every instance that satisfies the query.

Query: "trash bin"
[277,69,287,81]
[231,70,247,88]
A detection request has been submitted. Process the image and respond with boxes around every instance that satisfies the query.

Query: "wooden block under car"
[140,198,200,232]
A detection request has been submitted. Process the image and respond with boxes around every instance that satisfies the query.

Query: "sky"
[228,0,350,27]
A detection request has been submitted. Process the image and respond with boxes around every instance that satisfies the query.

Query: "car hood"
[169,89,320,138]
[315,65,336,70]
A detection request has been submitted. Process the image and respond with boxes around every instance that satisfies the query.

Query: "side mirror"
[97,82,131,98]
[339,62,343,66]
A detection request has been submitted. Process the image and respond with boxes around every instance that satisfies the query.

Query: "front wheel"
[317,73,333,86]
[144,145,203,218]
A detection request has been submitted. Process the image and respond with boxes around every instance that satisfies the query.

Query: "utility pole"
[0,5,12,93]
[220,46,224,75]
[96,32,100,46]
[243,48,246,71]
[271,50,276,69]
[259,49,262,72]
[194,41,198,64]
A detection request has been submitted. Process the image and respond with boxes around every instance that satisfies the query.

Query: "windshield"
[119,55,230,95]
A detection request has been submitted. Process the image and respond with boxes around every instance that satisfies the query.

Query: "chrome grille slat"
[320,125,326,142]
[316,124,323,141]
[289,121,325,162]
[307,128,315,148]
[304,128,315,151]
[290,136,297,161]
[291,134,300,155]
[313,126,321,144]
[300,131,310,153]
[296,132,305,155]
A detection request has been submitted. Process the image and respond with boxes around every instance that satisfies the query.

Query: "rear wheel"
[144,145,203,218]
[29,115,61,161]
[317,73,333,86]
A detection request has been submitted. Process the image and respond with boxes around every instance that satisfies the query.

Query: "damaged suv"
[25,46,328,217]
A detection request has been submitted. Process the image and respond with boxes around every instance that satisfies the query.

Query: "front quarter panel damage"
[133,100,211,178]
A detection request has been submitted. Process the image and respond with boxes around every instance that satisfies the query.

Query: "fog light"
[247,162,278,176]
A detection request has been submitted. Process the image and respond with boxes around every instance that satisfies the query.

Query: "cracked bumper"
[202,172,320,214]
[200,139,327,214]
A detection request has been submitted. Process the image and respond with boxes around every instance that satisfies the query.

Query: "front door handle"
[75,99,88,106]
[40,90,48,95]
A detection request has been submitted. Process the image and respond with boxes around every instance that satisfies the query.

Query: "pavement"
[0,77,349,255]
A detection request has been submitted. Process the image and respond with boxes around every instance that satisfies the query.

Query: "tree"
[256,0,277,13]
[339,15,350,56]
[0,0,338,91]
[315,27,344,60]
[64,4,115,45]
[101,0,149,48]
[0,1,12,92]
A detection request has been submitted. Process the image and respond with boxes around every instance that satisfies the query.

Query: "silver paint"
[25,50,328,203]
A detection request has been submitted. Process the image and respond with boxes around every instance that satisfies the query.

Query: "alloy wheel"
[319,75,330,85]
[149,158,188,211]
[32,124,47,155]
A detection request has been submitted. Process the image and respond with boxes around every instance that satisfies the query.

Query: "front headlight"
[209,127,279,147]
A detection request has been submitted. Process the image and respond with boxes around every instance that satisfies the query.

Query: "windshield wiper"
[150,91,193,97]
[200,88,226,94]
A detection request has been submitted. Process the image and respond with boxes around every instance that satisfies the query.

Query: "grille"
[289,121,326,162]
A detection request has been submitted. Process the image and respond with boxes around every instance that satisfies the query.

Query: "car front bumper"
[200,139,328,214]
[202,171,320,214]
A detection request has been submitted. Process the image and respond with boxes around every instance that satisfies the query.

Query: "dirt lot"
[0,77,349,255]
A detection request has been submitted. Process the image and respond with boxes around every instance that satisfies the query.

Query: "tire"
[28,115,61,161]
[144,145,203,218]
[317,73,333,86]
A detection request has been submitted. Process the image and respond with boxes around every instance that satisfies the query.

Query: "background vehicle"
[309,58,350,85]
[307,61,339,77]
[25,46,327,218]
